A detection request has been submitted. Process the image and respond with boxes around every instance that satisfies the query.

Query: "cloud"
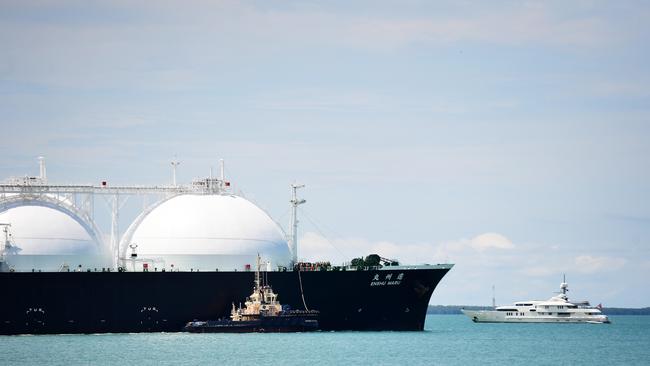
[520,266,559,277]
[338,8,620,48]
[298,231,524,305]
[469,232,515,251]
[640,260,650,271]
[298,231,515,265]
[298,232,425,265]
[298,231,643,306]
[574,255,626,274]
[1,2,639,90]
[152,1,636,49]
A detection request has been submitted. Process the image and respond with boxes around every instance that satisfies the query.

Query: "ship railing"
[292,264,397,272]
[280,309,320,315]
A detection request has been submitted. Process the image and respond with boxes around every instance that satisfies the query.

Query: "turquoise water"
[1,315,649,365]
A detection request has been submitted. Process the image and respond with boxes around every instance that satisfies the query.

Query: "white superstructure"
[230,255,283,321]
[462,278,610,324]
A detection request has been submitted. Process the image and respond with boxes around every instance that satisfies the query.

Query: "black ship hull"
[0,266,451,335]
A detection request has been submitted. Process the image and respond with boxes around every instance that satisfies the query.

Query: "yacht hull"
[461,310,610,323]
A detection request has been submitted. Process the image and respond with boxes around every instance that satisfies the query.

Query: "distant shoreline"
[428,305,650,315]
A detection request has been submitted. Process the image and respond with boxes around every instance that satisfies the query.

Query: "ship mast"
[289,184,306,266]
[1,224,9,257]
[38,156,47,183]
[170,157,180,187]
[255,253,261,292]
[561,274,568,295]
[1,223,12,271]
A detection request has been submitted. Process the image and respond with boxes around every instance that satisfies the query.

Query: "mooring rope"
[297,269,310,311]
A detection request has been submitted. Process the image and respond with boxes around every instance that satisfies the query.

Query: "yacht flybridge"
[462,278,610,324]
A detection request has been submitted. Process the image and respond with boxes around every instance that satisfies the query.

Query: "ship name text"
[370,273,404,287]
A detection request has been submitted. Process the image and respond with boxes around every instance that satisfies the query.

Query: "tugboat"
[184,255,320,333]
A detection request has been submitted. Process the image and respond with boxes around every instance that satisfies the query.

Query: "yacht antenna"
[492,285,496,308]
[560,274,569,295]
[289,183,306,265]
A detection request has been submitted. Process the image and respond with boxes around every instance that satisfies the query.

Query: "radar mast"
[560,274,569,295]
[289,184,306,266]
[170,157,180,187]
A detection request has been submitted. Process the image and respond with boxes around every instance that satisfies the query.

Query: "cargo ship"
[0,159,453,335]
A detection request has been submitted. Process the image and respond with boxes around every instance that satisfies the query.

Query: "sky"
[1,0,649,306]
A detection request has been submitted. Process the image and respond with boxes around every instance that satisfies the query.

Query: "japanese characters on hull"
[370,272,405,287]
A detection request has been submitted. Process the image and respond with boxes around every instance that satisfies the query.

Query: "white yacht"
[462,278,610,324]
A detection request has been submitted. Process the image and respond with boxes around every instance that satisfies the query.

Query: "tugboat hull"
[184,313,320,333]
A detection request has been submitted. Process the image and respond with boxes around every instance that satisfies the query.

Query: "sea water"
[1,315,649,365]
